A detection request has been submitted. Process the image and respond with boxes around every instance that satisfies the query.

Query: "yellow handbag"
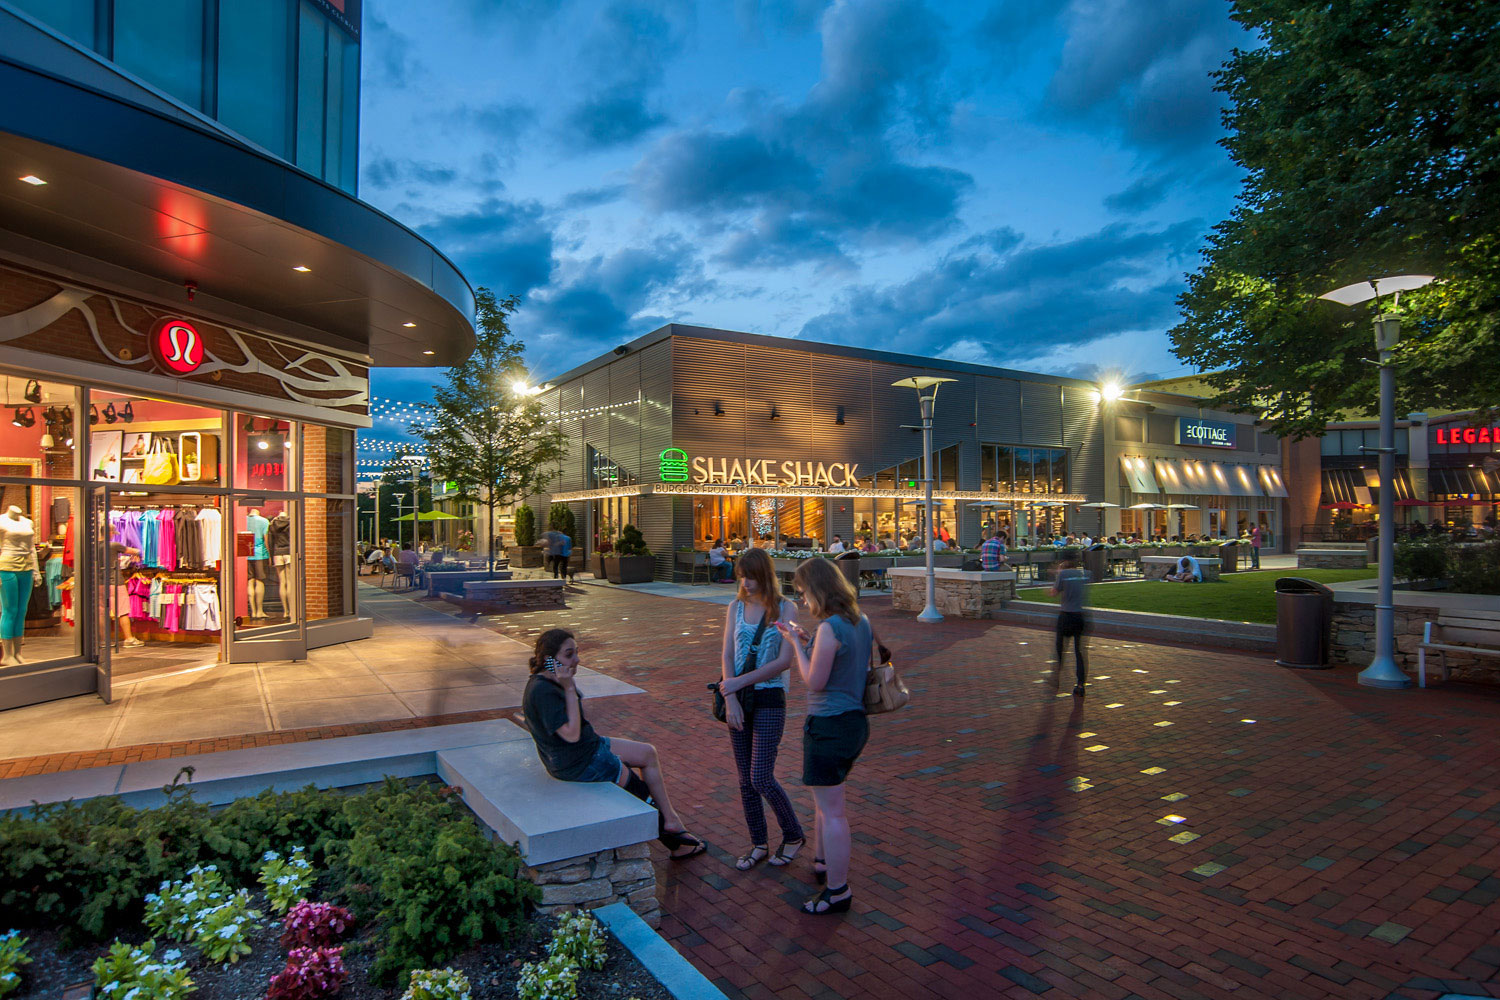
[143,437,179,485]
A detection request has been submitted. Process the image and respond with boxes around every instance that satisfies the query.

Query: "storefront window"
[233,498,296,626]
[305,497,352,620]
[236,414,295,492]
[93,393,224,486]
[1,378,79,480]
[0,484,82,666]
[938,445,958,492]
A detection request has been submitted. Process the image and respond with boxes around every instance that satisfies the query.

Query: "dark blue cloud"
[416,198,556,298]
[799,220,1202,361]
[1103,172,1174,214]
[363,157,458,190]
[564,85,669,149]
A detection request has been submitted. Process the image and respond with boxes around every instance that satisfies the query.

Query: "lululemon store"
[0,1,473,709]
[531,325,1104,579]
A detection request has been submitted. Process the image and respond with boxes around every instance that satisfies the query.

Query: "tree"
[547,502,576,543]
[414,290,566,572]
[1170,1,1500,438]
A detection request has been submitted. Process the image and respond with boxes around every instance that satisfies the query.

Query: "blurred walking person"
[1052,558,1090,697]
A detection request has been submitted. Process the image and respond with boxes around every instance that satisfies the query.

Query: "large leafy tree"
[1171,1,1500,438]
[414,289,565,571]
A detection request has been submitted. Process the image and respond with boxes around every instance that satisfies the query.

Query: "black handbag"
[709,611,770,724]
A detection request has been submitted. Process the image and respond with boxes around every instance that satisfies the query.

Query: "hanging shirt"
[197,508,222,567]
[157,509,177,571]
[140,510,159,568]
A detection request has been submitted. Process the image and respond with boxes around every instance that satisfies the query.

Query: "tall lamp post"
[402,454,424,549]
[893,375,956,623]
[1320,274,1436,689]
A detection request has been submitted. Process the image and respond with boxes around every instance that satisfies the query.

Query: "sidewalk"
[0,585,639,776]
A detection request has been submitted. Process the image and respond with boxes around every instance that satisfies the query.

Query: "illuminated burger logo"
[148,317,205,375]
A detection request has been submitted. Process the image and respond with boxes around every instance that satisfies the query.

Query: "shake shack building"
[532,325,1103,577]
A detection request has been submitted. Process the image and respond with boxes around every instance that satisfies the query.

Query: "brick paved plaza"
[6,583,1500,1000]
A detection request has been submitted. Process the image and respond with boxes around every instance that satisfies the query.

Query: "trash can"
[1083,546,1108,581]
[1274,577,1334,668]
[834,550,861,587]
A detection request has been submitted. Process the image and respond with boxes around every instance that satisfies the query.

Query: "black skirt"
[802,710,869,787]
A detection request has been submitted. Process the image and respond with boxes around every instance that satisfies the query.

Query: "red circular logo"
[148,318,205,375]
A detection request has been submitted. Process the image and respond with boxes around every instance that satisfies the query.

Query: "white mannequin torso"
[0,507,39,574]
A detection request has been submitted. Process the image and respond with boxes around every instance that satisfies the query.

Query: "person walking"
[522,628,706,858]
[1250,523,1262,569]
[540,527,568,579]
[776,558,873,916]
[1052,557,1090,697]
[718,547,806,871]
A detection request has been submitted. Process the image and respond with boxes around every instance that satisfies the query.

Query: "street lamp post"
[893,376,956,623]
[1320,275,1435,689]
[403,454,423,549]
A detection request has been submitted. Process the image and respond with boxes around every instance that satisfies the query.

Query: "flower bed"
[3,775,672,1000]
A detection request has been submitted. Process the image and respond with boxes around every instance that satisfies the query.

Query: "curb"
[593,902,728,1000]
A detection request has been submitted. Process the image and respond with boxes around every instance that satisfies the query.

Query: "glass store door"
[88,483,112,702]
[227,497,305,662]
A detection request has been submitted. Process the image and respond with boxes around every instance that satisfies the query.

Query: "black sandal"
[800,884,852,915]
[736,845,769,871]
[767,837,805,867]
[813,857,827,884]
[666,833,707,860]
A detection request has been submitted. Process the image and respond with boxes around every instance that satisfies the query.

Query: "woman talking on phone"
[522,628,706,859]
[777,558,874,915]
[717,547,806,872]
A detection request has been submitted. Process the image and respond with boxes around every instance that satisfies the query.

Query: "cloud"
[632,0,970,267]
[416,198,557,299]
[363,5,422,89]
[799,220,1203,362]
[1103,172,1175,214]
[559,185,630,210]
[563,85,669,149]
[363,157,458,190]
[733,0,831,36]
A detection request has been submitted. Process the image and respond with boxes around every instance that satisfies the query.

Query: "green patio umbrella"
[393,510,467,522]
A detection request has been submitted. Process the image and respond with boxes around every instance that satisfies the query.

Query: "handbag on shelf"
[709,607,770,725]
[864,619,910,715]
[142,437,179,485]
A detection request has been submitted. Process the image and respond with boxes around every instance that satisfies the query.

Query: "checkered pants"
[729,703,804,845]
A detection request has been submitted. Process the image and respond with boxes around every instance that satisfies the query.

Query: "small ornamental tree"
[414,289,566,573]
[615,524,649,557]
[514,505,537,547]
[548,503,576,543]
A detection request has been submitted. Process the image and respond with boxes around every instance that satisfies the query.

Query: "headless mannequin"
[269,512,294,622]
[245,508,269,619]
[0,505,41,666]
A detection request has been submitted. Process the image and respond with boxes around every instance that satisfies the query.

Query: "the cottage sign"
[1176,417,1237,449]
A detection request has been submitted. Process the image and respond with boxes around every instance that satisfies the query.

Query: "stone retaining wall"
[456,580,566,609]
[1140,556,1221,582]
[891,571,1015,618]
[1297,550,1368,570]
[524,842,660,927]
[1331,598,1496,682]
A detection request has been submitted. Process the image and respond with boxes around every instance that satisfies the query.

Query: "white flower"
[162,949,182,962]
[263,850,279,861]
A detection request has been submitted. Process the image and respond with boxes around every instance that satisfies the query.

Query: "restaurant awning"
[1152,459,1187,494]
[1321,469,1363,505]
[1431,467,1494,496]
[1258,467,1289,498]
[1118,456,1158,494]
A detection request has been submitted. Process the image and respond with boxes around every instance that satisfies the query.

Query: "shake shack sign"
[1176,418,1237,449]
[660,448,860,487]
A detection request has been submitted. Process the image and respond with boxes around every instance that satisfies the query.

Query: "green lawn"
[1016,567,1378,624]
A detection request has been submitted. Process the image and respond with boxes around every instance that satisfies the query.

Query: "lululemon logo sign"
[148,317,205,375]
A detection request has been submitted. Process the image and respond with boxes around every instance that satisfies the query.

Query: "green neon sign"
[659,448,689,482]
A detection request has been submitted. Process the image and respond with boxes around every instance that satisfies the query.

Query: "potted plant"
[604,524,655,584]
[514,504,544,568]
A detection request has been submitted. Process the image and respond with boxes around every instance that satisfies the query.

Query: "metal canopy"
[0,59,475,368]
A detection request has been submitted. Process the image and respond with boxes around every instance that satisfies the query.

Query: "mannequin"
[268,511,294,622]
[245,508,270,619]
[0,506,41,665]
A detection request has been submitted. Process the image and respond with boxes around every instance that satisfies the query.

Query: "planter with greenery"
[604,524,655,584]
[514,505,544,568]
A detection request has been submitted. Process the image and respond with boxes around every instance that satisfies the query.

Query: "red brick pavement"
[7,584,1500,1000]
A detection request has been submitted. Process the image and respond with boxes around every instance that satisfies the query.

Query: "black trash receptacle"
[1274,577,1335,668]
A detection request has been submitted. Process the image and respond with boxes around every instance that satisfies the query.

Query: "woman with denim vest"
[718,547,806,871]
[777,557,872,915]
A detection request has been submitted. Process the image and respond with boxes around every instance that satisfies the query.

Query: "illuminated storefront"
[530,325,1100,579]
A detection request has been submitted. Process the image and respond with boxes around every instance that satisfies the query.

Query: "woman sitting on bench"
[522,628,707,859]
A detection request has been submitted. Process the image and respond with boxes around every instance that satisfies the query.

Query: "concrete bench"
[889,567,1016,618]
[1141,555,1221,582]
[426,569,513,597]
[1419,611,1500,688]
[460,578,566,608]
[1296,548,1368,569]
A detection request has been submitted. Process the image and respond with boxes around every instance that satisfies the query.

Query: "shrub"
[216,785,353,874]
[401,967,472,1000]
[1450,541,1500,595]
[547,503,576,540]
[192,888,260,964]
[546,912,605,971]
[92,940,194,1000]
[259,848,315,914]
[338,780,537,985]
[266,946,347,1000]
[144,864,231,942]
[282,901,355,950]
[514,505,537,547]
[1395,537,1450,583]
[0,930,30,997]
[516,953,578,1000]
[614,524,649,557]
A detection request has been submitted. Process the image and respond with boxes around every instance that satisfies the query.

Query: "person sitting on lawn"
[522,628,707,859]
[1164,554,1203,583]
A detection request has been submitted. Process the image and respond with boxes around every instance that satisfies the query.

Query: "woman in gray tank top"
[776,557,871,916]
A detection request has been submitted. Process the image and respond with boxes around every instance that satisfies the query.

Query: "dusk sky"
[358,0,1251,460]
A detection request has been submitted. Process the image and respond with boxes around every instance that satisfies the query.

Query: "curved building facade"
[0,1,474,709]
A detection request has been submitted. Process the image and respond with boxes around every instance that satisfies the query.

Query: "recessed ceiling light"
[20,175,46,186]
[292,265,311,272]
[422,350,435,355]
[403,321,417,328]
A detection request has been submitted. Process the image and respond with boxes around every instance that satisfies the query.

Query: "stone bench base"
[888,568,1016,618]
[426,569,513,597]
[1141,556,1221,582]
[457,579,566,609]
[1297,549,1368,569]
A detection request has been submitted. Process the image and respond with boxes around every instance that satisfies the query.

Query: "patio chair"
[394,562,416,590]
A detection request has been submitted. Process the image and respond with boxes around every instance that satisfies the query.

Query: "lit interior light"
[403,321,417,328]
[19,175,46,186]
[257,439,269,450]
[422,350,435,355]
[292,265,311,273]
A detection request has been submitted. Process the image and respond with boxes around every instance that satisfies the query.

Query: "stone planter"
[605,554,656,584]
[517,546,545,568]
[1330,582,1499,682]
[591,552,608,579]
[525,843,659,926]
[890,568,1016,618]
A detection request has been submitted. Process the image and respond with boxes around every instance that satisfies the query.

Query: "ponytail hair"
[530,628,575,674]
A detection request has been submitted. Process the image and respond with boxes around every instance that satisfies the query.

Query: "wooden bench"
[1418,611,1500,687]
